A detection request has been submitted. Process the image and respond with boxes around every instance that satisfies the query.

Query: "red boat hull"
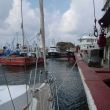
[0,57,44,66]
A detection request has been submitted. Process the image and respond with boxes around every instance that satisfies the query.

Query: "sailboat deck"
[34,83,52,110]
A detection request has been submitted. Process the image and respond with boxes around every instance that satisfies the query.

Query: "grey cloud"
[71,0,103,37]
[0,0,12,27]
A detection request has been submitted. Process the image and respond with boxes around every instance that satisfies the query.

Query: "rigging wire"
[24,69,29,110]
[31,47,39,110]
[28,70,32,86]
[23,37,30,109]
[93,0,96,19]
[2,69,16,110]
[28,70,33,110]
[21,0,25,46]
[33,58,38,91]
[92,0,98,37]
[57,59,82,91]
[21,0,29,107]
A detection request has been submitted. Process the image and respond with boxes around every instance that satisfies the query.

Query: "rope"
[70,61,77,71]
[2,70,16,110]
[57,66,75,91]
[33,58,38,91]
[30,73,33,110]
[57,59,82,91]
[24,67,29,110]
[30,57,39,110]
[26,83,29,110]
[28,70,32,86]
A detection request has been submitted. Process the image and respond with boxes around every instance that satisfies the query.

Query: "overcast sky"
[0,0,104,47]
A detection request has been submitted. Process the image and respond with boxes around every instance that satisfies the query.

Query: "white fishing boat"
[48,46,60,58]
[79,35,101,67]
[48,40,60,58]
[79,35,99,51]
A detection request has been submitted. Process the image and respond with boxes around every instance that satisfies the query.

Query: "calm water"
[0,59,88,110]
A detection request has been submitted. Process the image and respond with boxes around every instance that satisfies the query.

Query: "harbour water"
[0,59,88,110]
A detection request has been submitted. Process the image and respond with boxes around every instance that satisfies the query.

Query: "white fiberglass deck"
[0,85,27,105]
[0,85,31,110]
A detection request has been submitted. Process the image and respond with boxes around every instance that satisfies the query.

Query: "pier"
[75,53,110,110]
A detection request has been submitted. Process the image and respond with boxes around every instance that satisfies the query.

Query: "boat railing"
[47,72,59,110]
[28,69,59,110]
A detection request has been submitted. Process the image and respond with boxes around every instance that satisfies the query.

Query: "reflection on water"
[0,59,88,110]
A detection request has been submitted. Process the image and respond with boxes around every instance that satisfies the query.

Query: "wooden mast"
[39,0,46,70]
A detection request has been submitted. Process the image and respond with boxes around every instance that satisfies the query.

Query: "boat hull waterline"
[0,57,44,66]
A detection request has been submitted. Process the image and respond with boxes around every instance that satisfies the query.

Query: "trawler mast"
[21,0,25,46]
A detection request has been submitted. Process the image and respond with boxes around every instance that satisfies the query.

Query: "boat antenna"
[21,0,25,46]
[93,0,98,37]
[39,0,46,71]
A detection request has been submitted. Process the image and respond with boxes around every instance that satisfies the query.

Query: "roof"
[80,36,97,40]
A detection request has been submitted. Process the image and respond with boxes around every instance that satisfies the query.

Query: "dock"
[75,53,110,110]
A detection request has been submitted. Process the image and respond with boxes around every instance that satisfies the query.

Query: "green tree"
[56,42,75,52]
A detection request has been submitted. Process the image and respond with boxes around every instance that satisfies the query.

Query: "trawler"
[79,35,101,67]
[0,0,44,67]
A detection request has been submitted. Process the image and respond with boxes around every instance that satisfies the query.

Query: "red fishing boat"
[0,0,44,67]
[0,53,44,66]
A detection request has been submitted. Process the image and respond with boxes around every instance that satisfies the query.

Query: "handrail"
[47,72,59,110]
[28,70,32,86]
[28,69,59,110]
[33,58,39,91]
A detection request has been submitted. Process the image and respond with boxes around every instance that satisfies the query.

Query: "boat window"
[87,39,90,42]
[31,53,36,57]
[20,53,27,57]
